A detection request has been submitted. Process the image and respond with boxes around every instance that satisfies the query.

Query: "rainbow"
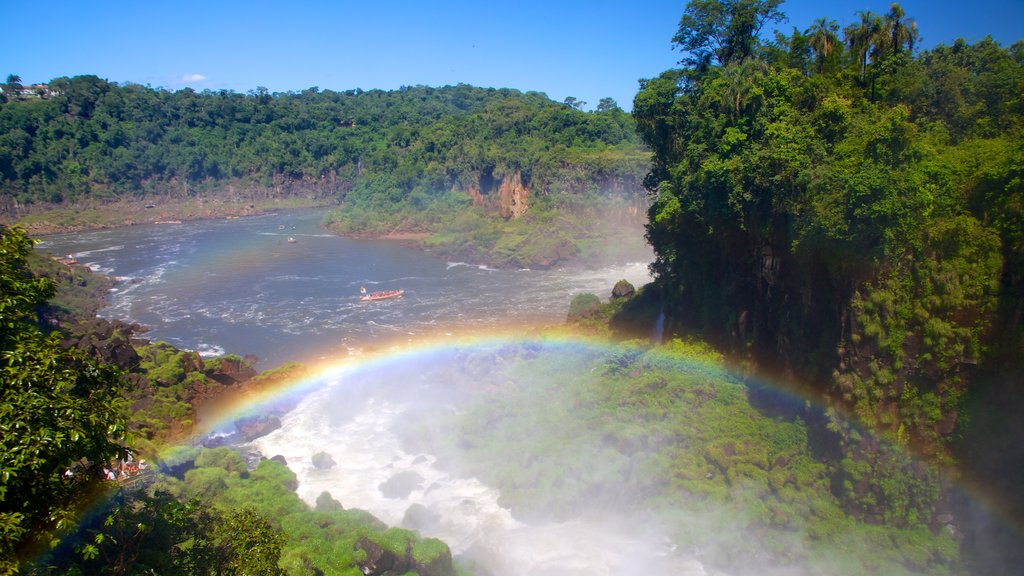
[167,331,1023,539]
[41,331,1017,573]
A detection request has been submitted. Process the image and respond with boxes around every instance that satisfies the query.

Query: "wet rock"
[379,470,425,499]
[237,415,282,441]
[311,451,336,469]
[182,351,204,374]
[354,534,454,576]
[567,293,601,322]
[315,491,344,512]
[355,536,411,576]
[402,503,441,532]
[206,356,257,386]
[611,279,635,299]
[61,318,140,369]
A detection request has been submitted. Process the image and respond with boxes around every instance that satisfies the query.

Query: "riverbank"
[2,196,336,236]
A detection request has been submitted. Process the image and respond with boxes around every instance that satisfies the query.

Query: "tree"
[807,17,840,73]
[845,10,882,82]
[0,226,128,572]
[673,0,787,67]
[883,3,919,57]
[596,97,620,112]
[563,96,586,110]
[2,74,22,100]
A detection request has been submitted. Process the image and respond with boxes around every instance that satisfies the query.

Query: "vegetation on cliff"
[634,1,1022,572]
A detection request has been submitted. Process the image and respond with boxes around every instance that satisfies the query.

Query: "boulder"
[354,534,455,576]
[379,470,425,499]
[355,535,412,576]
[206,356,257,386]
[237,415,282,441]
[402,503,441,532]
[311,451,336,469]
[61,318,141,369]
[611,279,635,299]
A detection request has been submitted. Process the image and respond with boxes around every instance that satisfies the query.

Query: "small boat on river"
[359,288,404,302]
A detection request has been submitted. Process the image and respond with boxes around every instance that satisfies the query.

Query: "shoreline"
[2,196,338,236]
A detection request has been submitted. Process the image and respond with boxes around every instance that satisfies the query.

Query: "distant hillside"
[0,77,647,218]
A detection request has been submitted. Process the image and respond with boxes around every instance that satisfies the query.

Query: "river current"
[40,210,716,575]
[40,209,652,367]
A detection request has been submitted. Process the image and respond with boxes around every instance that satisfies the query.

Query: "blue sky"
[3,1,1021,110]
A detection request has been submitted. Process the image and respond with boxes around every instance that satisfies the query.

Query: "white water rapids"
[250,383,713,575]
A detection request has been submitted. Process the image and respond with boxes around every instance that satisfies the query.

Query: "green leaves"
[0,227,128,571]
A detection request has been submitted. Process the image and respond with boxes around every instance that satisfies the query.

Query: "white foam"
[193,343,226,358]
[250,391,710,576]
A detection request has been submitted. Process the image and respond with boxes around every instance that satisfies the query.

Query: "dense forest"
[634,0,1022,571]
[0,79,645,214]
[0,80,651,267]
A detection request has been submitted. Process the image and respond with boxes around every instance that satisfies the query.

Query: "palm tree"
[718,59,768,119]
[807,17,840,73]
[845,11,882,83]
[3,74,22,99]
[883,3,919,56]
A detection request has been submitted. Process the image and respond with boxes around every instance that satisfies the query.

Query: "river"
[39,209,653,368]
[39,210,719,575]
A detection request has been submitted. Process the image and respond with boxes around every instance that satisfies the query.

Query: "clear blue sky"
[3,1,1021,110]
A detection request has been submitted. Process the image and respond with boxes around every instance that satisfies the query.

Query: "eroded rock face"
[497,171,529,219]
[466,170,530,219]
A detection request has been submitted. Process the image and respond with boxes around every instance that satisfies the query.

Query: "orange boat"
[359,288,404,302]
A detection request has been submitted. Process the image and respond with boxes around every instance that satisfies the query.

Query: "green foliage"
[395,339,957,574]
[168,450,443,575]
[0,226,128,572]
[0,82,643,216]
[637,2,1022,493]
[567,292,602,319]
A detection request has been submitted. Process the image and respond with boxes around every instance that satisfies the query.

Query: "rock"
[611,279,635,299]
[181,351,204,375]
[270,454,288,466]
[237,415,282,441]
[567,293,602,322]
[315,491,344,512]
[379,470,425,499]
[497,170,530,219]
[402,503,441,532]
[61,318,141,369]
[354,534,455,576]
[355,535,411,576]
[311,451,336,469]
[206,356,257,386]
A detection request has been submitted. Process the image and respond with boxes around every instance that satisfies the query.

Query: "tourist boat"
[359,288,404,302]
[287,237,297,243]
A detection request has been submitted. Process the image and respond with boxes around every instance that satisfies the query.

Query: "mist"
[244,339,963,575]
